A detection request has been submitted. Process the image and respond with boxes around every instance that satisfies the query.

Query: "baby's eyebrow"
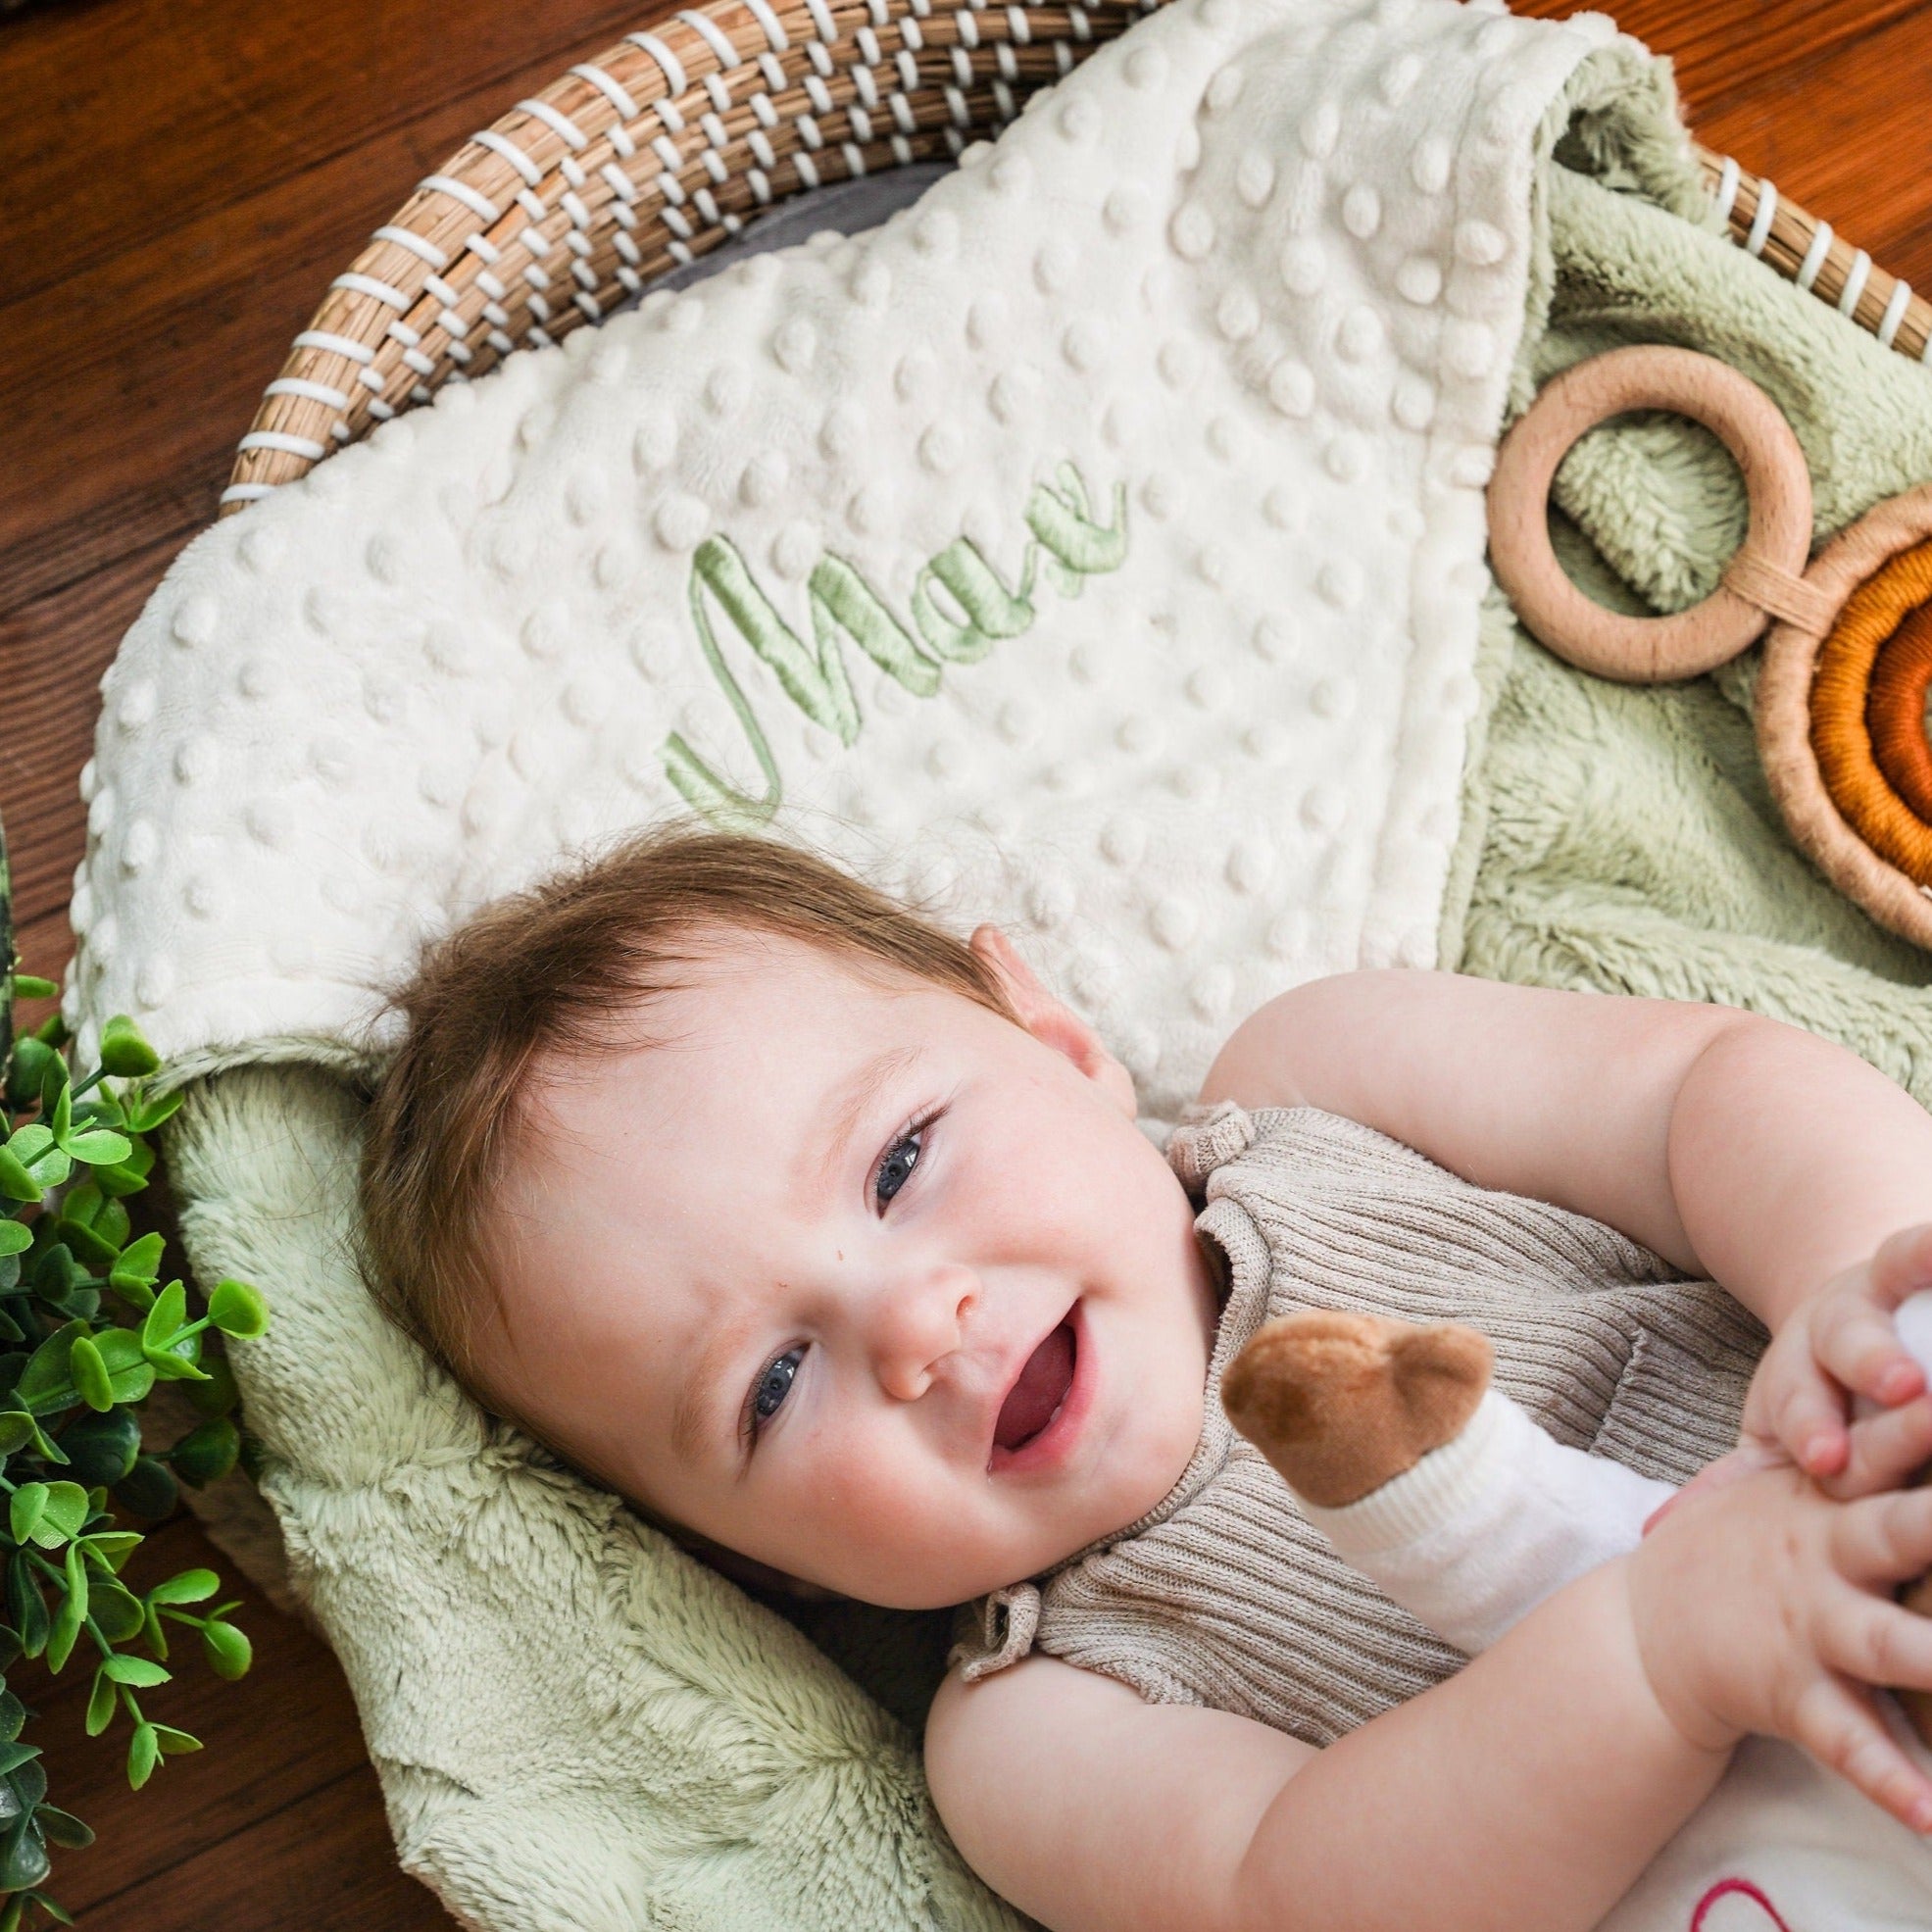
[791,1041,926,1215]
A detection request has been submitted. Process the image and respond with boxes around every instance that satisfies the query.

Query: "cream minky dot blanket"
[74,0,1642,1127]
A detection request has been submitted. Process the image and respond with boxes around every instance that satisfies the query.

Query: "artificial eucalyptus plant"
[0,942,267,1930]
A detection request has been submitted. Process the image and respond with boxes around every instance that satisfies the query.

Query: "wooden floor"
[2,0,1930,1921]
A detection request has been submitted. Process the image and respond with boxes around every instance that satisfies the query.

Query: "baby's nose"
[871,1261,978,1402]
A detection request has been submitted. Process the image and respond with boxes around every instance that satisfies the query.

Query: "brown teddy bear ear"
[1389,1324,1495,1432]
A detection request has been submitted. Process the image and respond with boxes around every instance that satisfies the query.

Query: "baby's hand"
[1741,1224,1932,1482]
[1628,1457,1932,1831]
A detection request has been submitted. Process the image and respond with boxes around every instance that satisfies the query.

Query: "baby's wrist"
[1610,1552,1746,1763]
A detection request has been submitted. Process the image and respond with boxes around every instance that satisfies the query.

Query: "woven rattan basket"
[221,0,1932,514]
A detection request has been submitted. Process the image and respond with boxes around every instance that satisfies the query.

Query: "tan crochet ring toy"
[1484,342,1932,954]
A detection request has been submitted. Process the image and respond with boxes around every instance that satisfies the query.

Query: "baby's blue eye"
[750,1346,806,1436]
[874,1129,922,1208]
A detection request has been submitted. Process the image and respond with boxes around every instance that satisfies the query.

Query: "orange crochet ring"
[1487,344,1932,953]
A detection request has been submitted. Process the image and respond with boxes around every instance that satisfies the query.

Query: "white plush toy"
[1221,1292,1932,1929]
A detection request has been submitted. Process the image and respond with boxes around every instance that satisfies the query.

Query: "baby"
[359,817,1932,1932]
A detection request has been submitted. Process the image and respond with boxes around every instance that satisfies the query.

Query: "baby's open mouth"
[994,1319,1077,1452]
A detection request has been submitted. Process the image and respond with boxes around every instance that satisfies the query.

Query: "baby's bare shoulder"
[924,1655,1310,1932]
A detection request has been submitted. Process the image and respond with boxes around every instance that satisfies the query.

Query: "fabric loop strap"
[1719,549,1838,635]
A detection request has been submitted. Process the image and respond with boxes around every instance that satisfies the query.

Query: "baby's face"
[478,926,1222,1610]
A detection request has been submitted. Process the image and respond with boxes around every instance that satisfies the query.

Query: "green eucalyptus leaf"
[110,1456,175,1521]
[0,1413,65,1467]
[47,1083,70,1149]
[5,1559,45,1662]
[55,1408,139,1486]
[15,1324,80,1413]
[61,1129,131,1168]
[0,1226,29,1260]
[169,1416,238,1488]
[3,1041,53,1115]
[0,1812,49,1893]
[5,1762,45,1822]
[0,1783,19,1830]
[0,1746,37,1780]
[33,1806,91,1852]
[96,1016,160,1081]
[44,1604,81,1675]
[82,1669,116,1741]
[0,1305,21,1347]
[207,1279,270,1341]
[146,1569,219,1608]
[79,1530,140,1571]
[0,1695,21,1748]
[199,1618,253,1681]
[140,1280,187,1353]
[19,1889,73,1927]
[150,1724,200,1758]
[89,1578,144,1645]
[34,1484,88,1548]
[183,1352,238,1418]
[99,1656,168,1688]
[0,1156,39,1208]
[7,979,55,1005]
[3,1129,50,1166]
[66,1334,112,1413]
[122,1088,182,1135]
[7,1486,44,1548]
[125,1723,158,1791]
[0,1631,22,1675]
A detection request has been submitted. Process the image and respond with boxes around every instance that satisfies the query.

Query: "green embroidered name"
[663,462,1128,828]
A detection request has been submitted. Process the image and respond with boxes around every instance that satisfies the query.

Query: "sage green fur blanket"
[165,55,1932,1932]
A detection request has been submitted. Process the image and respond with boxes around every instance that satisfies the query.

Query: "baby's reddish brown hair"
[357,817,1021,1403]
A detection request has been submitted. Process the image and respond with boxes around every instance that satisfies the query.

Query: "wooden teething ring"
[1487,344,1825,681]
[1487,343,1932,952]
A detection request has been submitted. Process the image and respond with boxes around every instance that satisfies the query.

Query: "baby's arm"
[928,1465,1932,1932]
[1200,971,1932,1461]
[928,1560,1723,1932]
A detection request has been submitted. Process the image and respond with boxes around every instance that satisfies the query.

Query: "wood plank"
[1688,4,1932,298]
[1512,0,1926,123]
[0,537,183,932]
[0,11,675,557]
[72,1762,456,1930]
[0,0,659,312]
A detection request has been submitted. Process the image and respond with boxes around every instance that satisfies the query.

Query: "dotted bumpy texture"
[75,0,1626,1117]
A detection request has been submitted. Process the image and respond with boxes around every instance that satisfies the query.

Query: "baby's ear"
[970,925,1138,1117]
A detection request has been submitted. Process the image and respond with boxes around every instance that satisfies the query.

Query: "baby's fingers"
[1815,1286,1928,1410]
[1819,1591,1932,1697]
[1821,1396,1932,1503]
[1751,1351,1852,1478]
[1792,1677,1932,1833]
[1834,1487,1932,1586]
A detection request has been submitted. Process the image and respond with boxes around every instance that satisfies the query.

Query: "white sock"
[1296,1390,1672,1655]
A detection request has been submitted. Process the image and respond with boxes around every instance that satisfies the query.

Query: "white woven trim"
[1879,278,1914,349]
[1838,248,1872,317]
[474,128,543,186]
[1709,153,1741,226]
[741,0,791,50]
[266,376,350,409]
[219,483,275,505]
[373,224,448,270]
[805,0,838,41]
[1794,219,1832,292]
[518,97,591,150]
[239,429,327,460]
[293,329,374,365]
[421,173,501,223]
[1744,176,1777,257]
[677,8,742,68]
[332,271,408,310]
[423,272,459,306]
[570,61,640,120]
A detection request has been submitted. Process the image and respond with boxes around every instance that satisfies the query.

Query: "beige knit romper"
[948,1100,1767,1747]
